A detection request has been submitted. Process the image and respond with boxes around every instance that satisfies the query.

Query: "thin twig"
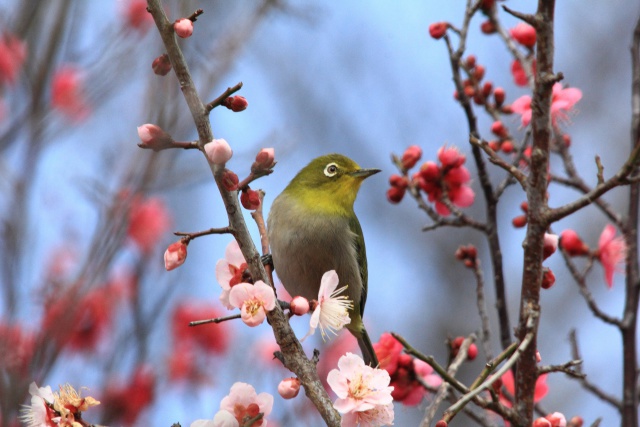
[205,82,244,112]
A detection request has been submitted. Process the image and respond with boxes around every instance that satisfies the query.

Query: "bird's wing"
[349,214,368,318]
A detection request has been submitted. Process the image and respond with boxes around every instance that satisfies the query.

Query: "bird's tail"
[356,326,379,367]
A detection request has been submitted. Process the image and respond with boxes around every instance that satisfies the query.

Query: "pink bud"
[473,64,485,81]
[437,146,466,168]
[533,418,552,427]
[428,22,448,39]
[151,53,172,76]
[164,241,188,271]
[465,55,476,69]
[252,148,275,172]
[290,296,310,316]
[401,145,422,170]
[481,81,493,97]
[510,23,537,48]
[137,123,174,150]
[543,233,559,260]
[277,377,301,399]
[125,0,153,32]
[222,95,248,112]
[174,18,193,38]
[241,188,260,210]
[545,412,567,427]
[467,343,478,360]
[419,161,440,181]
[386,186,406,204]
[204,138,232,164]
[560,229,590,256]
[221,169,239,191]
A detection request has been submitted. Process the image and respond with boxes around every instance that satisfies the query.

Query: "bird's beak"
[349,168,381,179]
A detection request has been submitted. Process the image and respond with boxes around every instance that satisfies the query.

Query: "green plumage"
[267,154,379,366]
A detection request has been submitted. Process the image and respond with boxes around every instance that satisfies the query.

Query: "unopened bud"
[435,421,448,427]
[429,22,448,39]
[137,123,174,151]
[560,229,590,256]
[541,268,555,289]
[510,23,537,48]
[494,87,505,106]
[512,215,527,228]
[482,81,493,97]
[222,95,248,112]
[533,418,552,427]
[290,296,310,316]
[204,138,233,165]
[569,416,584,427]
[520,201,529,212]
[389,174,409,189]
[473,64,485,81]
[164,241,188,271]
[386,186,406,204]
[419,161,440,181]
[467,343,478,360]
[174,18,193,38]
[563,134,571,147]
[501,140,514,153]
[221,169,239,191]
[488,140,500,151]
[480,20,496,34]
[543,233,559,260]
[278,377,301,399]
[490,120,508,138]
[401,145,422,170]
[240,188,261,210]
[465,55,476,69]
[252,147,275,172]
[152,53,172,76]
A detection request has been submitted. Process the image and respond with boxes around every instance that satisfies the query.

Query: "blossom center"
[229,262,248,287]
[245,298,263,316]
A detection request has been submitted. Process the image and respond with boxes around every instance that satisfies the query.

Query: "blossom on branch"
[204,138,233,165]
[302,270,352,341]
[327,352,394,426]
[597,224,627,288]
[510,23,537,48]
[216,382,273,427]
[164,240,188,271]
[559,229,590,256]
[20,382,101,427]
[216,240,248,309]
[229,281,276,327]
[174,18,194,38]
[512,83,582,127]
[277,377,301,399]
[137,123,175,150]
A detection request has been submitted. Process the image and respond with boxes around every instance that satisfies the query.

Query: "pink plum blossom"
[18,382,55,427]
[215,240,248,309]
[229,281,276,327]
[174,18,194,38]
[204,138,233,165]
[302,270,352,341]
[164,241,188,271]
[327,352,394,426]
[191,410,238,427]
[219,382,273,427]
[597,224,627,288]
[545,412,567,427]
[277,377,301,399]
[341,403,394,427]
[126,196,172,253]
[512,83,582,127]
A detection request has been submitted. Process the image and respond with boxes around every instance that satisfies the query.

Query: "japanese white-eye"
[267,153,380,366]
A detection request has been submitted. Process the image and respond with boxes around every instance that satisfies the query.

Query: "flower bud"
[569,416,584,427]
[419,161,440,181]
[204,138,232,165]
[510,23,537,48]
[241,188,261,210]
[482,81,493,97]
[560,229,590,256]
[480,20,496,34]
[501,140,514,153]
[389,174,409,189]
[541,268,555,289]
[252,147,275,173]
[473,64,485,81]
[490,120,508,138]
[536,350,542,363]
[401,145,422,170]
[465,55,476,69]
[467,343,478,360]
[512,215,527,228]
[545,412,567,427]
[494,87,505,106]
[563,134,571,147]
[520,201,529,212]
[429,22,448,39]
[174,18,193,38]
[435,421,448,427]
[221,169,239,191]
[437,146,466,168]
[479,0,495,11]
[222,95,248,112]
[151,53,172,76]
[463,85,475,97]
[137,123,174,151]
[278,377,301,399]
[290,296,310,316]
[386,186,406,204]
[533,418,552,427]
[488,140,499,151]
[164,241,188,271]
[543,233,559,260]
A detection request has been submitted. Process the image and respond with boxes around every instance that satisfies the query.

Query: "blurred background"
[0,0,638,425]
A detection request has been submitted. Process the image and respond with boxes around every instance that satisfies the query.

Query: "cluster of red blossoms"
[373,333,442,405]
[388,145,475,216]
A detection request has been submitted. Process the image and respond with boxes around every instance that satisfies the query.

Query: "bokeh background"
[1,0,639,425]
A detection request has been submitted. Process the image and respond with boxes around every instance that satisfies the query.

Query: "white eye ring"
[324,163,339,177]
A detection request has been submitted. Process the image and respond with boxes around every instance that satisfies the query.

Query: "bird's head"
[284,154,380,215]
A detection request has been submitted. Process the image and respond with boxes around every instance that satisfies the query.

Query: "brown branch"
[145,2,341,425]
[470,135,528,187]
[189,313,241,326]
[174,226,235,242]
[138,140,200,151]
[470,255,493,360]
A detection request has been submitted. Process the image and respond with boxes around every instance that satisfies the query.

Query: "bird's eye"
[324,163,339,177]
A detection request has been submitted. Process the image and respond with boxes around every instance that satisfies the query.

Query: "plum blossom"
[205,138,233,164]
[216,240,248,309]
[21,382,100,427]
[597,224,627,288]
[499,370,548,408]
[18,382,55,427]
[559,229,590,256]
[191,410,239,427]
[219,382,273,427]
[512,83,582,127]
[164,241,188,271]
[327,352,394,426]
[303,270,352,341]
[229,281,276,327]
[174,18,194,38]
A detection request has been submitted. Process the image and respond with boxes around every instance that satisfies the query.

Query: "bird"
[267,153,380,366]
